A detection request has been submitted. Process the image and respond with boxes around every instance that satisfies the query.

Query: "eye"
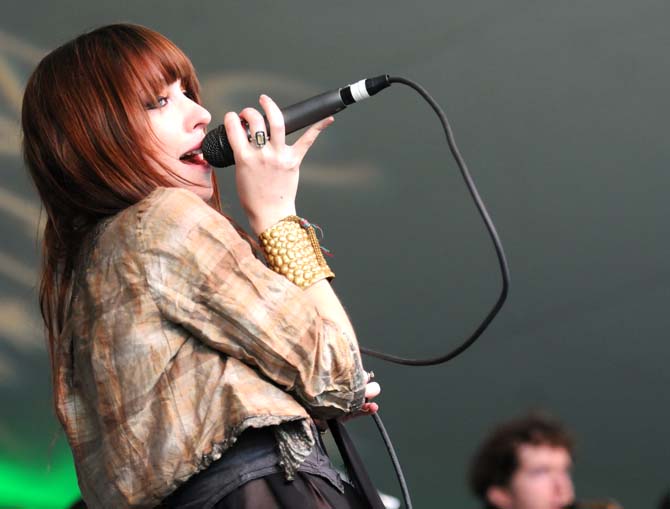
[182,89,196,101]
[145,96,169,110]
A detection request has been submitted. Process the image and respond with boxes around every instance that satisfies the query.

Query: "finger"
[260,94,285,147]
[239,107,267,148]
[362,402,379,414]
[292,116,334,160]
[223,112,251,155]
[365,381,381,400]
[341,402,379,422]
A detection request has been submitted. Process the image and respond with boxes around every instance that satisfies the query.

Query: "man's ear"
[487,485,513,509]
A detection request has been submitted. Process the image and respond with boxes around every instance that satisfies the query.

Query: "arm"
[142,188,366,418]
[226,95,380,416]
[224,95,352,333]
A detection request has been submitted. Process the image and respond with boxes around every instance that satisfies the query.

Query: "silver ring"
[253,130,267,148]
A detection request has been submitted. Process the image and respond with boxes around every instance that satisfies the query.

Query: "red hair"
[21,24,227,403]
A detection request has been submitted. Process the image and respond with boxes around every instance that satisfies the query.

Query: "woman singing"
[21,23,381,509]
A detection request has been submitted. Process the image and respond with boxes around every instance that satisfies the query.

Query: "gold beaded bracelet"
[259,216,335,288]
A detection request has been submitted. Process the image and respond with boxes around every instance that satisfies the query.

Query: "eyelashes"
[145,96,169,110]
[144,89,196,110]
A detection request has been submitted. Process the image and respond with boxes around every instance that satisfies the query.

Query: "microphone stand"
[328,419,386,509]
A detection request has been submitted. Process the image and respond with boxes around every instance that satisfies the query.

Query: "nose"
[184,95,211,131]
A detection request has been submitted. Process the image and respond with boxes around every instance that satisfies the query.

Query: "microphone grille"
[202,125,234,168]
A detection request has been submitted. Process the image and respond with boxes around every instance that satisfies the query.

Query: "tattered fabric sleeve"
[140,188,366,419]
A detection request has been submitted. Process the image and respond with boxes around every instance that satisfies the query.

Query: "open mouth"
[179,149,207,165]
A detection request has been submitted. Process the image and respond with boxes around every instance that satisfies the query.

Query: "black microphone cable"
[359,76,510,366]
[353,76,510,509]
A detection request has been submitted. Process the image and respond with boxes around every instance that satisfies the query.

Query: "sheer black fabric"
[213,471,371,509]
[161,424,375,509]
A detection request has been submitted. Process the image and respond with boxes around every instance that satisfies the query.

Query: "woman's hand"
[223,94,334,235]
[313,375,381,430]
[360,376,381,415]
[345,373,381,421]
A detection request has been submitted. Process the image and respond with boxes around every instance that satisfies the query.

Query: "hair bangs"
[108,24,201,109]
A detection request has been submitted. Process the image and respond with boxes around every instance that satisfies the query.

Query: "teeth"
[180,149,203,160]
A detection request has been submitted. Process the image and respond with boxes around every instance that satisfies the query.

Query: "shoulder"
[96,188,215,250]
[138,187,233,237]
[139,187,217,232]
[136,187,247,257]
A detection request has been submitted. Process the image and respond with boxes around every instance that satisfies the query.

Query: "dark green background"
[1,1,668,507]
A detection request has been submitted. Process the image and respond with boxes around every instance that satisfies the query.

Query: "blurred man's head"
[469,413,575,509]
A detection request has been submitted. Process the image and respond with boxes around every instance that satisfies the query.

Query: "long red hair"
[21,24,227,397]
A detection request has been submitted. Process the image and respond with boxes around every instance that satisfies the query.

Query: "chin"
[192,186,214,201]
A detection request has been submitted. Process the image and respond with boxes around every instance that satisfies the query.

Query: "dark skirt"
[161,424,377,509]
[212,470,371,509]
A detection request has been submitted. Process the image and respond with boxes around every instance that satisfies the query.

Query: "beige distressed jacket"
[54,187,366,508]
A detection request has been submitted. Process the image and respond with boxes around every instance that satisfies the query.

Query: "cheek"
[147,114,176,151]
[561,475,575,497]
[512,476,552,502]
[149,130,170,152]
[145,131,176,169]
[142,137,176,179]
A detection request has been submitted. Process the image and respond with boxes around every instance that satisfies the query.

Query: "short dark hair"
[468,413,575,508]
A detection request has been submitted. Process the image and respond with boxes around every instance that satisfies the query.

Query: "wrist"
[258,215,334,288]
[248,206,297,236]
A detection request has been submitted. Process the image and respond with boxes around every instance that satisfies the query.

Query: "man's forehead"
[516,443,572,468]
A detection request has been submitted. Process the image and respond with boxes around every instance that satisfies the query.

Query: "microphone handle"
[202,89,347,168]
[281,88,347,133]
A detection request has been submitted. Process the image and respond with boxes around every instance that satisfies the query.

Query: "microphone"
[201,74,391,168]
